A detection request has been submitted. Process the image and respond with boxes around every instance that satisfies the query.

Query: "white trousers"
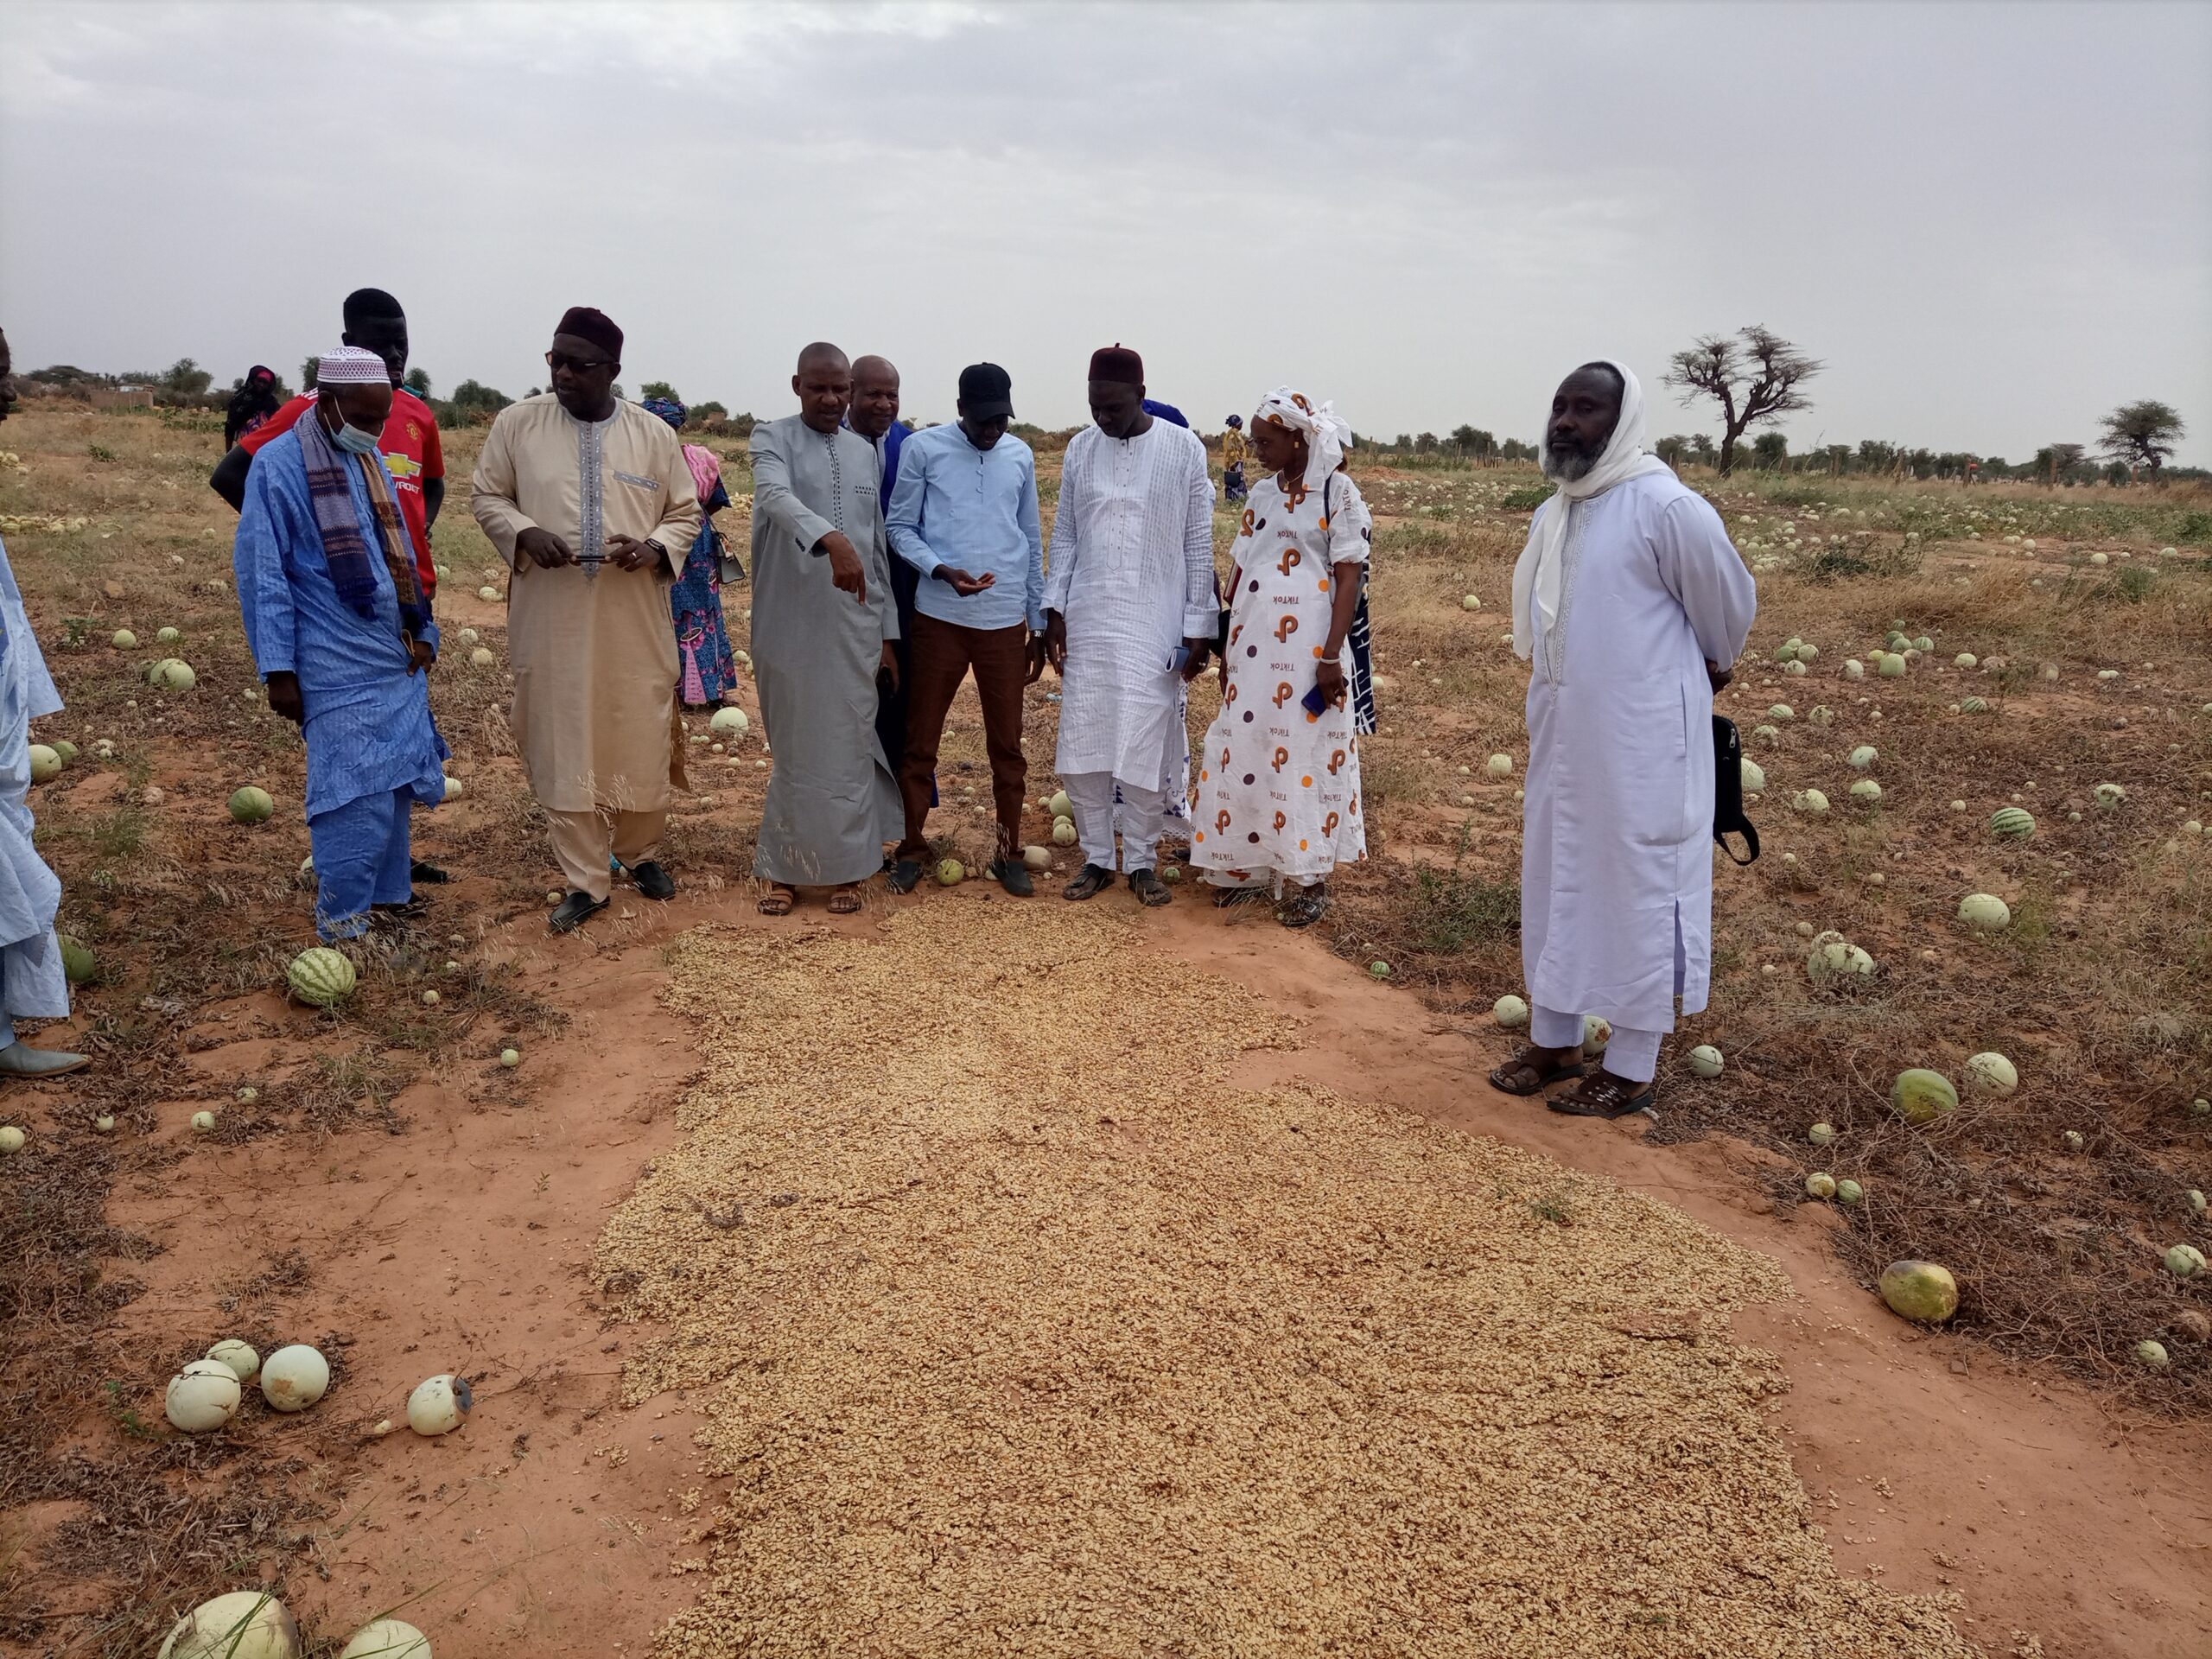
[1063,772,1163,873]
[1532,1003,1663,1085]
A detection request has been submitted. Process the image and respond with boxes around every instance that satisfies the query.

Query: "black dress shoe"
[628,860,677,900]
[410,859,452,884]
[549,891,610,933]
[987,856,1034,897]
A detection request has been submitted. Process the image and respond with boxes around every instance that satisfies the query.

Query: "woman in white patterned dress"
[1189,389,1369,926]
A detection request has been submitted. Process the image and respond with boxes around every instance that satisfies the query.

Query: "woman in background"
[223,365,282,448]
[643,396,740,708]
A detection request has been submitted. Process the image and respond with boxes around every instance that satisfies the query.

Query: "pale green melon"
[339,1619,430,1659]
[1957,893,2011,931]
[156,659,197,692]
[112,629,137,649]
[1878,653,1907,678]
[1891,1068,1959,1125]
[1047,789,1072,819]
[286,946,356,1007]
[157,626,181,645]
[156,1591,300,1659]
[709,706,747,734]
[1050,816,1077,847]
[1835,1179,1864,1205]
[1739,759,1765,792]
[1808,1122,1836,1146]
[1953,652,1976,668]
[1850,779,1881,803]
[1878,1260,1959,1323]
[227,786,274,824]
[1687,1044,1723,1077]
[1841,658,1865,680]
[1964,1052,2018,1096]
[2137,1339,2171,1370]
[2093,782,2125,810]
[1020,844,1051,872]
[1848,745,1878,769]
[50,739,77,764]
[1492,994,1529,1029]
[1804,1172,1837,1198]
[28,743,60,783]
[936,858,964,887]
[2164,1243,2206,1279]
[1792,788,1828,815]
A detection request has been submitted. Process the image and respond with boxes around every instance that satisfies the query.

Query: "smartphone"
[1300,683,1331,716]
[1168,646,1192,674]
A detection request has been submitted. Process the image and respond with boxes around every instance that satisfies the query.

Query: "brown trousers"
[898,612,1030,860]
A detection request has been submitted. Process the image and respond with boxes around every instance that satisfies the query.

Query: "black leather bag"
[1713,715,1758,865]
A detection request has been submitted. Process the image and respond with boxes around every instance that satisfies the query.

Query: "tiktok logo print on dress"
[1189,466,1370,884]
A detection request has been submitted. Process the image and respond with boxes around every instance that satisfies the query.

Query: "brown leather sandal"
[1487,1046,1586,1097]
[757,885,796,916]
[826,884,864,915]
[1548,1071,1656,1118]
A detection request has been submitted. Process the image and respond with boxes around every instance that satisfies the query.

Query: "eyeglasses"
[545,350,612,375]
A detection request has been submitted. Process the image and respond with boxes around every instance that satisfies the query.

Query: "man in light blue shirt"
[884,363,1046,895]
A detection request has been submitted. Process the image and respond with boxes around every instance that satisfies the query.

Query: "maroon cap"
[1088,344,1143,386]
[554,306,623,359]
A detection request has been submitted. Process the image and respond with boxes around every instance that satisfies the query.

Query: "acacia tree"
[2097,400,2184,480]
[1662,325,1821,476]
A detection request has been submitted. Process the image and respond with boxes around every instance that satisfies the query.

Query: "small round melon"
[1961,696,1988,714]
[112,629,137,649]
[1460,594,1480,612]
[1804,1171,1836,1199]
[28,744,61,783]
[259,1344,330,1412]
[1834,1178,1863,1205]
[1047,789,1072,819]
[93,1113,116,1133]
[191,1110,216,1133]
[1492,994,1529,1030]
[1369,961,1391,979]
[156,1591,301,1659]
[2163,1243,2206,1279]
[1808,1122,1836,1147]
[1580,1015,1611,1058]
[1878,1259,1959,1323]
[1020,845,1050,872]
[287,946,357,1007]
[1963,1052,2018,1096]
[166,1359,243,1433]
[227,786,274,824]
[0,1125,22,1154]
[500,1047,521,1067]
[1988,807,2034,841]
[1850,779,1881,804]
[1848,745,1878,770]
[935,858,964,887]
[1793,788,1829,816]
[467,646,495,668]
[1956,893,2011,931]
[60,934,97,984]
[456,626,479,645]
[1484,753,1513,778]
[50,739,77,763]
[1687,1044,1723,1077]
[1953,652,1977,669]
[2136,1339,2171,1370]
[1878,653,1907,678]
[1739,759,1765,793]
[1891,1068,1959,1125]
[156,626,181,645]
[1050,816,1077,847]
[1768,704,1795,721]
[2093,783,2125,810]
[340,1620,431,1659]
[1842,658,1865,680]
[157,659,197,692]
[709,706,747,734]
[477,584,502,601]
[207,1338,261,1383]
[407,1372,473,1436]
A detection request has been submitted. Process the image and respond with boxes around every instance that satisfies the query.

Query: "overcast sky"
[3,2,2206,462]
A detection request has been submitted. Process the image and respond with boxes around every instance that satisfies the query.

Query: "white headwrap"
[316,346,388,385]
[1510,359,1673,663]
[1254,387,1352,492]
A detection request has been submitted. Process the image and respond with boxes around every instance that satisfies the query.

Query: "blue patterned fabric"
[309,785,414,939]
[233,429,448,820]
[0,533,68,1020]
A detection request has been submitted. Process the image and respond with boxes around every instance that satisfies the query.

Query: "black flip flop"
[1062,863,1116,902]
[1487,1051,1586,1097]
[886,858,924,894]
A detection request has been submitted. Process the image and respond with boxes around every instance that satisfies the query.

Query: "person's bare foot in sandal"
[1549,1069,1656,1118]
[758,884,797,916]
[1487,1043,1586,1096]
[826,883,864,915]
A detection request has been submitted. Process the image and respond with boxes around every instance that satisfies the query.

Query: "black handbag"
[1713,715,1758,865]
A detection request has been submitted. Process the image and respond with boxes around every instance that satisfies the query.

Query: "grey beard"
[1541,442,1597,483]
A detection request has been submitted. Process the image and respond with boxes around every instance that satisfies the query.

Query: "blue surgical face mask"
[332,422,382,456]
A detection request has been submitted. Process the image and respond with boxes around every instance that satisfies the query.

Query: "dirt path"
[90,887,2210,1656]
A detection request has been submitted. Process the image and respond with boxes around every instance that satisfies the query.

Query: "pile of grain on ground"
[594,903,1973,1658]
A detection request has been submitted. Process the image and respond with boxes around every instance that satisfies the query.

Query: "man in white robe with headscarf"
[1489,360,1755,1117]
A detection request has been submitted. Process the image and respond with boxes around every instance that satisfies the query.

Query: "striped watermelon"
[286,946,356,1007]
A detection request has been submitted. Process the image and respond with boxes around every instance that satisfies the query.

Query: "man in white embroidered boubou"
[1489,360,1755,1119]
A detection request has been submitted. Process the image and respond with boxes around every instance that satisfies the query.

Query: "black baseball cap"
[958,362,1014,421]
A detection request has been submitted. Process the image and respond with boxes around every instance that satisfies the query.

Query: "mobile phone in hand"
[1301,683,1330,716]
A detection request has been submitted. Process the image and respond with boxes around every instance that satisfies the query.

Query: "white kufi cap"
[316,346,389,385]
